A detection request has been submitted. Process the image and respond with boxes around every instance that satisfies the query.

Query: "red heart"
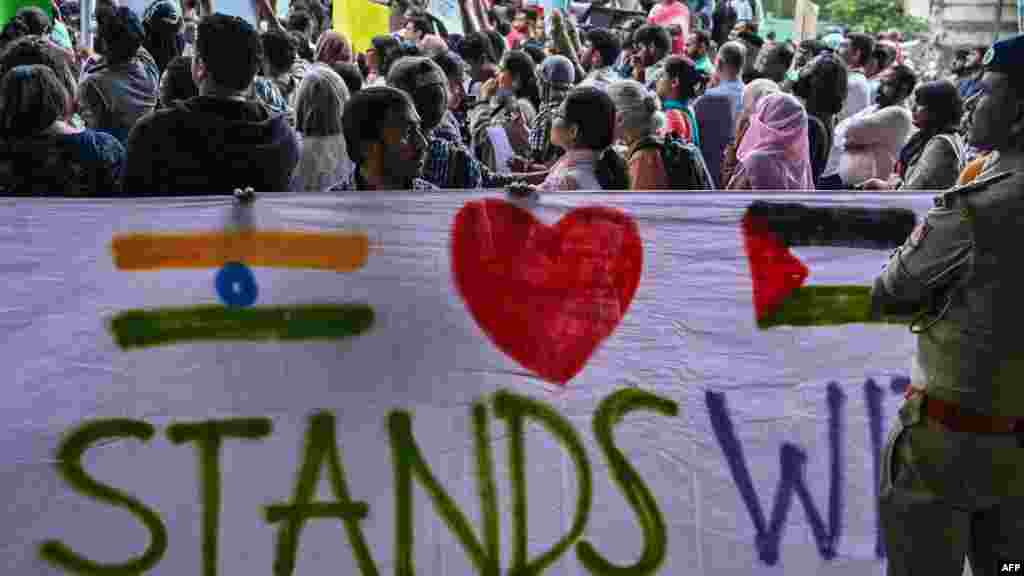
[451,199,643,385]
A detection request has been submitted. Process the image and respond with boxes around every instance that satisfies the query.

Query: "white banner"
[2,192,940,576]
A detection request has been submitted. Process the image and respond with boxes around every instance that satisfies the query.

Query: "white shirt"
[834,104,913,186]
[822,69,873,179]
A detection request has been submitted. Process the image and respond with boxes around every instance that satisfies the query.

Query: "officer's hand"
[507,181,539,198]
[859,178,889,191]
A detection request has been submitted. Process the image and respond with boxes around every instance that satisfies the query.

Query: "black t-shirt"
[806,114,831,187]
[121,95,300,195]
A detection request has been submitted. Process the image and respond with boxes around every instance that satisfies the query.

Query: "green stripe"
[109,304,375,349]
[758,285,913,329]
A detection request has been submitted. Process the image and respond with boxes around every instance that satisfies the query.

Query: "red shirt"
[663,109,695,144]
[506,28,527,50]
[648,1,690,55]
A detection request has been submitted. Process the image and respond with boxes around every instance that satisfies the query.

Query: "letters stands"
[2,191,941,575]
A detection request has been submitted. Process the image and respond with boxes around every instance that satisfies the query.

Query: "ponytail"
[595,147,629,190]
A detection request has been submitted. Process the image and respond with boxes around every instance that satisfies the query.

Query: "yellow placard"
[334,0,392,53]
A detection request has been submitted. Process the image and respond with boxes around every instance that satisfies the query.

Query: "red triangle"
[742,213,809,321]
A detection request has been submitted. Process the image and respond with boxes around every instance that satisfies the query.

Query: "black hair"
[632,24,671,60]
[0,17,31,51]
[387,56,448,131]
[485,30,507,61]
[342,86,415,165]
[663,55,701,100]
[461,31,497,66]
[159,54,197,106]
[717,41,745,73]
[0,35,77,114]
[0,64,67,138]
[561,86,629,190]
[737,30,763,49]
[798,39,826,56]
[331,61,363,94]
[291,30,314,62]
[356,52,369,78]
[794,53,847,121]
[97,5,145,63]
[871,46,891,70]
[432,49,466,83]
[409,16,432,37]
[523,43,545,64]
[500,49,540,111]
[13,6,51,35]
[773,42,795,70]
[887,64,918,97]
[261,29,297,75]
[491,12,511,36]
[286,9,314,37]
[196,14,262,92]
[586,28,622,69]
[371,35,403,78]
[914,80,962,131]
[845,32,876,66]
[691,28,711,49]
[296,1,327,38]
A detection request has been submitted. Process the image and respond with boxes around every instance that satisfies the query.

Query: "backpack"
[633,133,714,190]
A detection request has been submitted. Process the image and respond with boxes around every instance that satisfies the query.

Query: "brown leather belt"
[905,387,1024,436]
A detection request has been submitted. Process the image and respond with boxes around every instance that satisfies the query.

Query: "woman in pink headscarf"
[725,92,814,190]
[315,31,352,66]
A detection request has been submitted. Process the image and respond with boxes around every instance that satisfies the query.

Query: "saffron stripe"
[111,231,370,272]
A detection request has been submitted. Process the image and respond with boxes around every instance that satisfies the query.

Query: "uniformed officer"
[871,33,1024,576]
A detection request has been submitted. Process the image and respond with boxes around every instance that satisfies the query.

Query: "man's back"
[78,47,161,144]
[121,96,300,195]
[705,78,744,119]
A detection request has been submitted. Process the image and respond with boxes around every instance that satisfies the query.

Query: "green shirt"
[50,21,73,51]
[694,55,713,76]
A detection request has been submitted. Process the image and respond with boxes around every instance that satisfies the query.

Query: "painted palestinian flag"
[742,201,918,328]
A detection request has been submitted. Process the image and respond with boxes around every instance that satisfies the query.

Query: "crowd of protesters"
[0,0,1012,195]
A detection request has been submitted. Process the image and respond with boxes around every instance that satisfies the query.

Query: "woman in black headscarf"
[861,80,965,190]
[142,0,184,74]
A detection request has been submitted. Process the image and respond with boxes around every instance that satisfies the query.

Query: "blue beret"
[982,33,1024,75]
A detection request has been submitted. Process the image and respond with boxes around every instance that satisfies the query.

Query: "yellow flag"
[334,0,391,53]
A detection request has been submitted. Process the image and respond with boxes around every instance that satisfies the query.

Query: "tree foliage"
[819,0,930,35]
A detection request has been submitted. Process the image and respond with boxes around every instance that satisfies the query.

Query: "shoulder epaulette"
[934,170,1017,208]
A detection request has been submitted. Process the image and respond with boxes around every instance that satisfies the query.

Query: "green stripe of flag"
[757,285,914,329]
[109,303,375,349]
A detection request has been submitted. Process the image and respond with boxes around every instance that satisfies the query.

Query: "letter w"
[705,385,844,565]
